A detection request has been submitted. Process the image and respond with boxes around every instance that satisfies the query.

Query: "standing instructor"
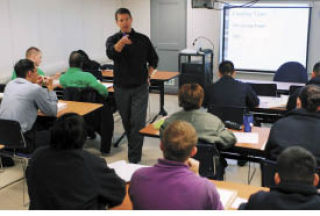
[106,8,159,163]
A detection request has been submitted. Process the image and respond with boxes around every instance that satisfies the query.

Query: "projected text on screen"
[223,7,310,72]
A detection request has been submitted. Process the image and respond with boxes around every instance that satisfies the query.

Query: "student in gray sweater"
[160,83,236,179]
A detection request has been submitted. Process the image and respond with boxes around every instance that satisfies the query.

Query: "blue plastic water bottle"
[243,114,253,132]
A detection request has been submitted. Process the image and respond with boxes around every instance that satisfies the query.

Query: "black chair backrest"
[261,159,277,188]
[208,106,246,124]
[289,85,303,96]
[273,61,308,83]
[84,70,103,81]
[0,84,6,93]
[193,141,219,180]
[0,119,26,148]
[63,87,105,103]
[248,83,277,97]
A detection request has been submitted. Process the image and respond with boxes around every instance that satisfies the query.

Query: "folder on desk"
[108,160,150,182]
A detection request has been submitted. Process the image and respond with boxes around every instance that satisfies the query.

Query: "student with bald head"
[11,47,45,80]
[240,146,320,210]
[208,60,259,109]
[129,120,223,210]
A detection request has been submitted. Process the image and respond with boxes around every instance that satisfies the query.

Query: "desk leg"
[151,81,168,123]
[247,160,257,184]
[114,132,126,147]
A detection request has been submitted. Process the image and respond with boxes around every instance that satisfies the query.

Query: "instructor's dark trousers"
[114,84,148,163]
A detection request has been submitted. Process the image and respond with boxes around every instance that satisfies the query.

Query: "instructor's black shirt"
[106,29,159,88]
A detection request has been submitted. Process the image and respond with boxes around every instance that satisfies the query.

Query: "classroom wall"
[0,0,122,82]
[121,0,151,37]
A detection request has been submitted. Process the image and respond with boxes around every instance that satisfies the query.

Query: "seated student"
[208,60,259,108]
[287,62,320,111]
[160,83,236,179]
[60,51,113,153]
[129,120,224,210]
[11,47,45,80]
[239,146,320,210]
[208,60,259,167]
[60,51,108,97]
[76,49,103,80]
[26,113,126,210]
[266,85,320,164]
[0,59,57,153]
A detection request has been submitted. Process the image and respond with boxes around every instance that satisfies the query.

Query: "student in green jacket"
[59,51,108,97]
[59,51,113,154]
[12,47,45,80]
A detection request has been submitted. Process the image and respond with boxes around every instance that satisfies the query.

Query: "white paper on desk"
[108,160,150,182]
[53,79,60,86]
[233,132,259,144]
[102,83,113,88]
[231,197,247,209]
[259,95,289,108]
[57,101,67,112]
[217,188,237,209]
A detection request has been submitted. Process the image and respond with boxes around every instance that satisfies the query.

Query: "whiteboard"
[222,7,311,72]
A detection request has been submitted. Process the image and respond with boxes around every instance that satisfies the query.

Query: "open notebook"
[233,132,259,144]
[108,160,149,182]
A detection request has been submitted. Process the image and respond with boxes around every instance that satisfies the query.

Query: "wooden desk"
[102,70,180,121]
[139,124,270,152]
[111,180,269,210]
[56,100,103,117]
[38,100,103,118]
[102,70,179,81]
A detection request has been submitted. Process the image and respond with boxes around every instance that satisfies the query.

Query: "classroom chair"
[289,85,303,95]
[248,83,277,97]
[0,118,31,206]
[0,84,6,93]
[273,61,308,83]
[193,141,220,180]
[260,158,277,188]
[63,87,114,152]
[208,106,247,124]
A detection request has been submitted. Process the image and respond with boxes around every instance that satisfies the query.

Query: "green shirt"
[11,68,45,80]
[59,67,108,97]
